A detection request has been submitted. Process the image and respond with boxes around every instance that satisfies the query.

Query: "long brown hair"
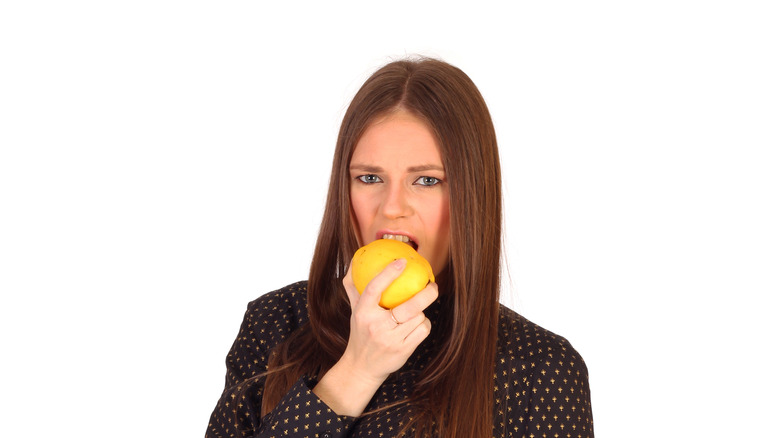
[262,57,502,437]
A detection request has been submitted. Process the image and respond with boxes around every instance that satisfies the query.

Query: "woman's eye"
[414,176,441,186]
[357,174,382,184]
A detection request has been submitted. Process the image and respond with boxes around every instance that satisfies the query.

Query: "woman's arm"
[205,287,356,438]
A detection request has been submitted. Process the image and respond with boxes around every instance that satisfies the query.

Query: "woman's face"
[349,110,450,277]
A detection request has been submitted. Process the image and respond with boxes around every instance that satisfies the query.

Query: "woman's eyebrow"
[407,164,444,172]
[349,164,383,173]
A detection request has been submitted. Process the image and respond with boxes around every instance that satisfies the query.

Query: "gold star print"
[204,282,593,438]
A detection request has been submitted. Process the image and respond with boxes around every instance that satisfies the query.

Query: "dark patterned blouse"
[206,281,594,438]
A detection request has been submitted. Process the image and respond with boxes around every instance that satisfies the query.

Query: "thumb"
[358,258,407,311]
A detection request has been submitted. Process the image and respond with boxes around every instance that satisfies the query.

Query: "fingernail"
[392,258,407,270]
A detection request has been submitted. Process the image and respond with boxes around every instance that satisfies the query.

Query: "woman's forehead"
[351,111,443,168]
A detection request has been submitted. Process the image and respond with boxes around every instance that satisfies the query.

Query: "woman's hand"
[342,258,438,383]
[312,258,438,416]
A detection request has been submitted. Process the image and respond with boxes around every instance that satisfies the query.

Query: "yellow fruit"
[351,239,435,309]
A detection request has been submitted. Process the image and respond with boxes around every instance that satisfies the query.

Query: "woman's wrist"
[312,358,386,417]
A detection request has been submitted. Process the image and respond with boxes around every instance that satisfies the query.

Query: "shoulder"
[247,280,309,317]
[243,281,310,345]
[497,304,589,377]
[496,306,594,434]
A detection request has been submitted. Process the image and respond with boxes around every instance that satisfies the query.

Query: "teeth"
[382,234,410,244]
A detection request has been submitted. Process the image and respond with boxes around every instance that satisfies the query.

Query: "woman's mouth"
[381,233,418,251]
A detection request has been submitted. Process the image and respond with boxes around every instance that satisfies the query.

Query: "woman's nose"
[381,183,412,219]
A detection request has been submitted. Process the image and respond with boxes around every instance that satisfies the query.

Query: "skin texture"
[348,110,450,278]
[312,110,446,417]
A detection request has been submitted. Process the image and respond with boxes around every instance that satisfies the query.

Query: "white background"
[1,1,778,437]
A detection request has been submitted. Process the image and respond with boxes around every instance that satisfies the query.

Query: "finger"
[389,281,438,324]
[402,317,432,350]
[358,258,407,310]
[342,262,359,309]
[391,312,426,335]
[388,307,402,326]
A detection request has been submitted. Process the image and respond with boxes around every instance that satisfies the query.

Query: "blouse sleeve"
[205,290,357,438]
[523,342,594,437]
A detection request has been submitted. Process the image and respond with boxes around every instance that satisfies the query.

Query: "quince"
[351,239,435,309]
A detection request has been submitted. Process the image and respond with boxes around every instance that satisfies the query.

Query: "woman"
[206,57,593,438]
